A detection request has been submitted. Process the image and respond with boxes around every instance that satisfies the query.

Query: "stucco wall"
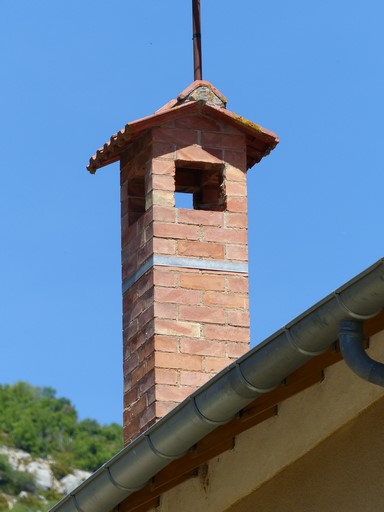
[226,394,384,512]
[158,330,384,512]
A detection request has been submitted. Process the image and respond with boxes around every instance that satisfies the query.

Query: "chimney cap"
[87,81,279,174]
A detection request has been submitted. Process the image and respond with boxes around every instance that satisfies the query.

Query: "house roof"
[49,257,384,512]
[87,81,279,174]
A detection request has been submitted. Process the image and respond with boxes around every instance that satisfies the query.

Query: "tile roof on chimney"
[87,81,279,174]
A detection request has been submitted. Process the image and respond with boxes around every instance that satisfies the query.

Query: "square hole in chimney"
[174,165,225,211]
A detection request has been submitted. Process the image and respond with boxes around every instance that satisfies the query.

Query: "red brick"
[146,386,155,406]
[156,401,178,418]
[155,286,201,305]
[137,272,154,297]
[225,181,247,196]
[201,147,223,160]
[180,371,212,387]
[204,291,248,309]
[131,364,147,386]
[225,212,248,228]
[138,241,154,266]
[150,190,174,207]
[177,209,224,226]
[153,237,176,255]
[123,387,138,408]
[156,384,193,403]
[179,305,225,324]
[153,126,198,146]
[226,197,248,213]
[154,222,199,240]
[202,132,244,149]
[204,324,249,342]
[139,403,156,430]
[144,223,154,243]
[124,417,140,445]
[226,244,248,261]
[121,244,138,267]
[138,371,156,395]
[137,307,156,332]
[121,213,142,247]
[226,275,249,293]
[176,144,223,164]
[152,142,175,160]
[136,338,155,363]
[122,297,139,323]
[179,273,225,291]
[127,331,147,353]
[124,353,139,375]
[178,240,224,259]
[151,159,175,175]
[156,318,200,337]
[204,357,231,373]
[226,341,249,358]
[152,205,176,223]
[174,115,222,131]
[202,226,247,244]
[153,268,178,287]
[225,166,246,182]
[223,150,247,170]
[155,368,178,385]
[154,335,179,352]
[124,317,139,337]
[180,338,226,357]
[122,258,139,282]
[127,397,148,421]
[146,352,155,372]
[153,302,177,320]
[147,174,175,193]
[156,352,202,371]
[226,309,250,327]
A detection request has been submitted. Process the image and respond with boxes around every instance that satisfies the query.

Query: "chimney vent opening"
[174,164,225,211]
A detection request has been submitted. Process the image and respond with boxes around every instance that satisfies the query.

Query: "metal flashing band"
[122,255,248,294]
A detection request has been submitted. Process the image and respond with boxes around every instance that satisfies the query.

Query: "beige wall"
[158,330,384,512]
[226,394,384,512]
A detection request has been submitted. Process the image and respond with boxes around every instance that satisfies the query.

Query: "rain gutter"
[50,258,384,512]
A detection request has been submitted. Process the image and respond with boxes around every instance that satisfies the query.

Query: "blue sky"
[1,1,383,425]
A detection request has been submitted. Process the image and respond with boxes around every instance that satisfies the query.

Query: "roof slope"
[49,258,384,512]
[87,81,279,173]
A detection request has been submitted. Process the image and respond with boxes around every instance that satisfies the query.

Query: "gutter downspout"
[339,319,384,387]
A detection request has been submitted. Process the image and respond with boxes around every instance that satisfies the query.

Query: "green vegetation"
[0,382,123,472]
[0,455,36,495]
[0,382,123,511]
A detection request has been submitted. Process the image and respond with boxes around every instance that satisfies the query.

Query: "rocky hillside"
[0,446,91,510]
[0,383,123,511]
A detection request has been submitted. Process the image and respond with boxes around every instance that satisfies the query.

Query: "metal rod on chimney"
[192,0,202,81]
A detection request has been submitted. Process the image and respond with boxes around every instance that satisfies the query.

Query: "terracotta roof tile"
[87,82,279,174]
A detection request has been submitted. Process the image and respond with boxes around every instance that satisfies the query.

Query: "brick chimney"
[88,81,278,445]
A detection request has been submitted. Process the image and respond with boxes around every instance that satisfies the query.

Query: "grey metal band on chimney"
[122,255,248,294]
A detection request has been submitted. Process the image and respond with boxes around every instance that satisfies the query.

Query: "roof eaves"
[87,101,201,174]
[87,102,278,174]
[49,257,384,512]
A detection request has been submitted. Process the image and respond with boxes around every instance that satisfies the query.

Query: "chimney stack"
[87,81,278,445]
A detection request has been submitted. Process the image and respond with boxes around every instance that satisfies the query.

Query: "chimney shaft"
[121,93,251,444]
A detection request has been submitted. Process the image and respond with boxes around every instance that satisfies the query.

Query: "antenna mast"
[192,0,202,80]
